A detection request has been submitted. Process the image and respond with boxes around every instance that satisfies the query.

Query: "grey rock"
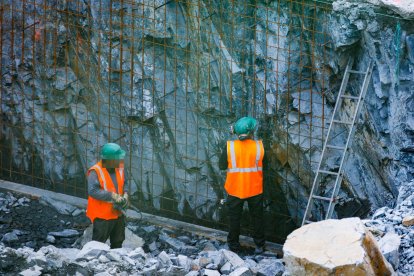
[228,266,252,276]
[19,265,43,276]
[142,225,157,233]
[106,251,122,262]
[46,235,56,244]
[142,264,158,275]
[178,254,192,271]
[378,230,401,269]
[1,232,19,244]
[185,271,199,276]
[199,257,211,268]
[159,233,186,250]
[373,207,389,220]
[72,208,84,217]
[203,269,220,276]
[39,196,77,216]
[256,259,285,276]
[158,250,173,267]
[128,247,146,259]
[221,249,245,269]
[205,263,218,270]
[98,254,111,263]
[220,262,232,274]
[48,229,79,238]
[177,235,192,244]
[76,241,110,261]
[148,241,158,252]
[202,242,217,252]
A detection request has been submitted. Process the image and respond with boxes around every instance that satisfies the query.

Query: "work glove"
[121,193,129,210]
[111,192,123,204]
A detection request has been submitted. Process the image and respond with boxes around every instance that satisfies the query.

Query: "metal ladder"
[302,57,374,226]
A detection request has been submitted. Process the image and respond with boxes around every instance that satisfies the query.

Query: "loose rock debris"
[0,190,285,275]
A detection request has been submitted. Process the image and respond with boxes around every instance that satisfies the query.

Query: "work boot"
[254,245,265,254]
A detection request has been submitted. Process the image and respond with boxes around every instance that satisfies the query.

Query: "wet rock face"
[0,0,413,241]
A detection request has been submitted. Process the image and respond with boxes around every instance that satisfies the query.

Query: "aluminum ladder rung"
[347,69,365,74]
[318,170,339,176]
[312,195,332,201]
[340,94,359,100]
[326,145,346,150]
[332,119,353,125]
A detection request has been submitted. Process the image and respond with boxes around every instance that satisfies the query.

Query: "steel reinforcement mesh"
[0,0,372,242]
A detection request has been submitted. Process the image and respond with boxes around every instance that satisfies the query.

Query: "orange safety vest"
[224,139,264,199]
[86,161,125,222]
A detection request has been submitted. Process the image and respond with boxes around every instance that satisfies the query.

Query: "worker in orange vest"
[219,117,266,254]
[86,143,129,248]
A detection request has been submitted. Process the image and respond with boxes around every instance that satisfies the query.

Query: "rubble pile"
[364,180,414,275]
[0,191,89,250]
[0,242,285,276]
[2,178,414,275]
[0,190,284,275]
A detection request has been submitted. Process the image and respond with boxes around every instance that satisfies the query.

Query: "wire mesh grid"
[1,0,397,242]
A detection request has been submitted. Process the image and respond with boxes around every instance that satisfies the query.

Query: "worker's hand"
[111,192,123,203]
[121,193,129,209]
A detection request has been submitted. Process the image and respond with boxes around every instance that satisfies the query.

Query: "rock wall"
[1,0,413,242]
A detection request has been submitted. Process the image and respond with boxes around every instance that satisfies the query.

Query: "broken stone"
[402,215,414,226]
[283,217,395,275]
[256,258,285,276]
[106,251,122,262]
[148,241,158,252]
[39,196,77,216]
[1,232,19,244]
[378,232,401,269]
[158,250,173,267]
[19,265,43,276]
[142,225,157,233]
[48,229,79,238]
[202,241,217,251]
[228,266,252,276]
[98,254,110,263]
[220,261,232,274]
[76,241,110,261]
[128,247,146,259]
[123,228,145,249]
[221,249,245,269]
[177,254,191,271]
[203,268,221,276]
[142,264,157,275]
[185,271,199,276]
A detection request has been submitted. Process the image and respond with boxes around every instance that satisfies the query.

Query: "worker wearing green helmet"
[86,143,129,249]
[219,117,267,254]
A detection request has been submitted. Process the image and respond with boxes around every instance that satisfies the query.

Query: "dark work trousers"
[92,216,125,249]
[226,194,265,248]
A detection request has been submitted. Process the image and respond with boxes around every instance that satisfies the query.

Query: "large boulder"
[283,217,395,275]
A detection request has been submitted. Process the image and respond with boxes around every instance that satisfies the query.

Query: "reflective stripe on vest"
[227,140,262,173]
[91,164,107,191]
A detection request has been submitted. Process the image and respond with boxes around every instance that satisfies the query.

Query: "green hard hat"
[101,143,126,160]
[234,116,257,135]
